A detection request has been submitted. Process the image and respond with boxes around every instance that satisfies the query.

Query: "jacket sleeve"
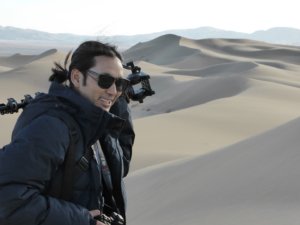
[0,115,94,225]
[110,96,135,177]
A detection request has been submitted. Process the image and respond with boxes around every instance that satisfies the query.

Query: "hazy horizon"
[1,0,300,36]
[2,25,300,37]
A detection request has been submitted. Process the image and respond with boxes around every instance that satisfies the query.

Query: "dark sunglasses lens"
[97,73,129,92]
[115,79,129,92]
[98,74,115,89]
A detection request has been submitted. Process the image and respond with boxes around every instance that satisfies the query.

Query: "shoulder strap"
[93,141,121,215]
[46,109,81,201]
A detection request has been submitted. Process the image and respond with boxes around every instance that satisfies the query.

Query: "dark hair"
[49,40,123,86]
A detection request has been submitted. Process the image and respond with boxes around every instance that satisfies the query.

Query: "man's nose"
[106,82,118,95]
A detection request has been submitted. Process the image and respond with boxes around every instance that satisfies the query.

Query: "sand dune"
[186,38,300,66]
[0,49,66,143]
[126,116,300,225]
[130,75,249,118]
[130,78,300,170]
[0,49,57,68]
[0,49,66,102]
[124,35,202,66]
[0,114,20,144]
[0,53,37,68]
[125,35,233,68]
[168,61,258,77]
[1,35,300,225]
[0,65,11,73]
[125,35,300,70]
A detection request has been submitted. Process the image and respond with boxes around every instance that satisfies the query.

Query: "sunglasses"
[87,70,130,92]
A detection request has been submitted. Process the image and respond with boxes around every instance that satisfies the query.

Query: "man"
[0,41,135,225]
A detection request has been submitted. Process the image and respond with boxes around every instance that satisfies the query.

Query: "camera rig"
[95,212,124,225]
[123,61,155,103]
[0,62,155,115]
[0,94,37,115]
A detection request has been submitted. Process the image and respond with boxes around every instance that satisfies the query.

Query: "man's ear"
[70,69,81,88]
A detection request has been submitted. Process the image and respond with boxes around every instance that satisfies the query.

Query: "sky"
[1,0,299,36]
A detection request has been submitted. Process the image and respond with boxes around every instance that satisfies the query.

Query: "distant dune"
[1,34,300,225]
[0,49,65,101]
[0,49,57,68]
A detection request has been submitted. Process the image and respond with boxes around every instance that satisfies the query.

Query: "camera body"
[123,61,155,103]
[95,212,124,225]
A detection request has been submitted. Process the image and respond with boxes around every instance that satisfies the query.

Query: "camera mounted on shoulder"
[123,61,155,103]
[95,211,124,225]
[0,62,155,115]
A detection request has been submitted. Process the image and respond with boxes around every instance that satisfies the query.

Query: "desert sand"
[1,34,300,224]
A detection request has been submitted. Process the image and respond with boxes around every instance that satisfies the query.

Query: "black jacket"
[0,82,135,225]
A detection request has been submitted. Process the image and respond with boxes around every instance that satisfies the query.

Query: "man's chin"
[94,102,110,112]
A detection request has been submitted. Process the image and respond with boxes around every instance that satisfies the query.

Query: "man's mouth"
[99,97,113,108]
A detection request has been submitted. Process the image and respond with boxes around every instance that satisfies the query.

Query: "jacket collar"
[48,82,125,146]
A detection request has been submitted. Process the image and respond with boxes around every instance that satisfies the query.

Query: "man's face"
[73,56,124,112]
